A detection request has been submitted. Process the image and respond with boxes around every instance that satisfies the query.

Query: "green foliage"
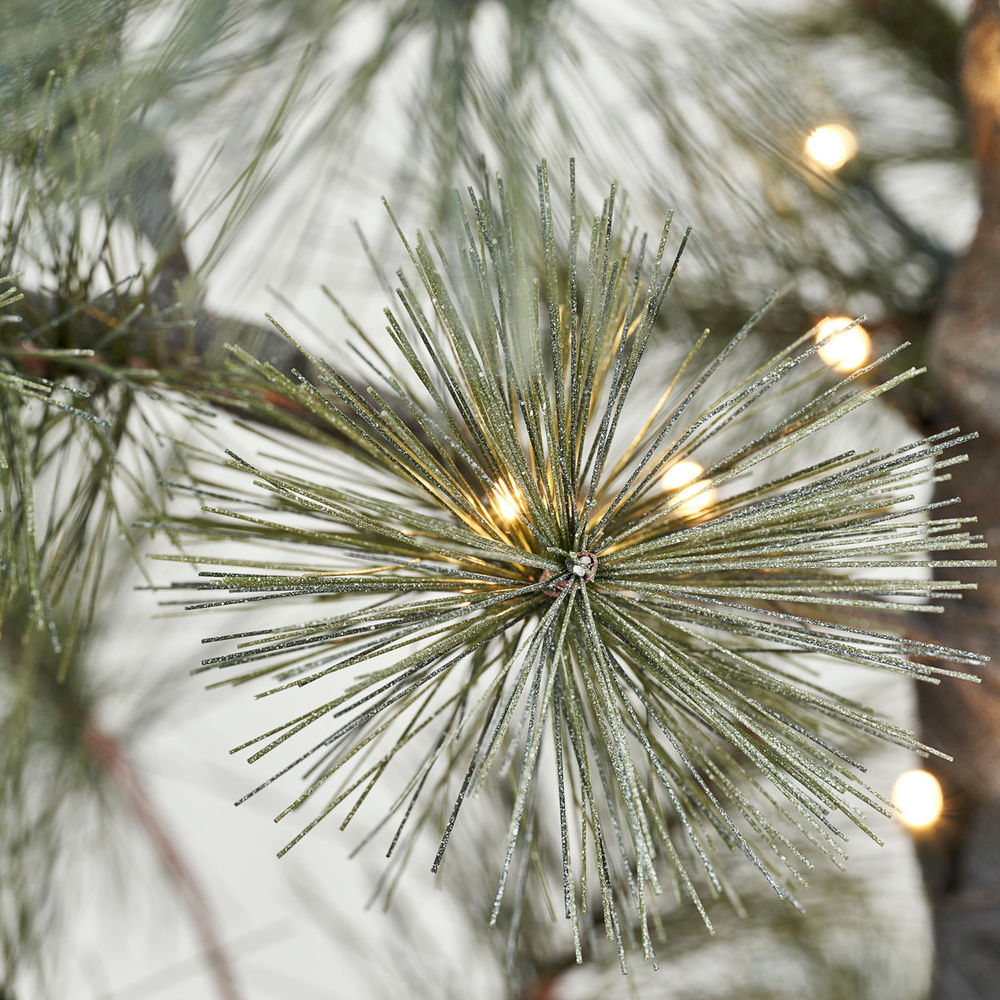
[0,599,120,992]
[0,0,306,654]
[201,0,966,339]
[0,4,306,990]
[0,270,186,989]
[159,162,988,967]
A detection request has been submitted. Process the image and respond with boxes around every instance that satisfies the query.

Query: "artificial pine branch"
[0,5,307,991]
[1,270,250,995]
[159,162,991,968]
[0,0,307,655]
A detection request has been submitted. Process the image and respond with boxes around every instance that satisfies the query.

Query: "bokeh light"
[661,459,704,492]
[805,123,858,171]
[662,459,716,517]
[892,769,944,830]
[814,315,871,373]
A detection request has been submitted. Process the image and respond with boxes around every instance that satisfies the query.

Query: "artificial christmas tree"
[2,1,996,998]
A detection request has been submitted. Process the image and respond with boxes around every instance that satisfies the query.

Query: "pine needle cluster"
[160,163,988,965]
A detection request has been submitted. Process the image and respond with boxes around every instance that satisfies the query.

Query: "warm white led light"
[892,769,944,829]
[814,316,871,373]
[662,460,716,517]
[491,482,523,524]
[661,459,703,492]
[805,124,858,171]
[676,481,716,517]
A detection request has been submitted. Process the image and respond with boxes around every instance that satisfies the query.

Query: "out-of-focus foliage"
[185,0,969,347]
[0,3,296,994]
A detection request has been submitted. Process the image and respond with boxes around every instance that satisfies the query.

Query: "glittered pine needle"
[159,162,990,968]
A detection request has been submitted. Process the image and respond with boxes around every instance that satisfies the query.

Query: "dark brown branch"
[919,4,1000,998]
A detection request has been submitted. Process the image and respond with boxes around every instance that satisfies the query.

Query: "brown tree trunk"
[920,3,1000,997]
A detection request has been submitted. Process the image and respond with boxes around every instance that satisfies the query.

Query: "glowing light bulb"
[892,769,944,829]
[491,482,523,524]
[662,460,716,517]
[814,316,871,373]
[805,124,858,171]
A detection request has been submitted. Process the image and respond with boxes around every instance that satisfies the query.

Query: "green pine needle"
[159,161,990,967]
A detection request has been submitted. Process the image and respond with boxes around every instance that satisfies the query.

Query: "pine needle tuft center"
[540,550,597,596]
